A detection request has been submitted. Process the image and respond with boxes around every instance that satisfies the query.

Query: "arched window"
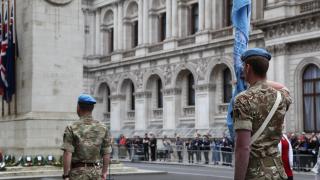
[303,65,320,132]
[131,82,135,110]
[102,10,114,54]
[124,1,139,49]
[223,68,233,103]
[190,3,199,35]
[224,0,232,27]
[188,73,195,106]
[159,13,166,42]
[157,78,163,108]
[107,86,111,113]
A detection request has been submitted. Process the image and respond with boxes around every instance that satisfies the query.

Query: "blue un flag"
[226,0,251,141]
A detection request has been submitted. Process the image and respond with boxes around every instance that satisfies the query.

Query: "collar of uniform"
[80,114,93,121]
[249,80,267,89]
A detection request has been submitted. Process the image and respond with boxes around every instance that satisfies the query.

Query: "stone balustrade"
[183,106,195,117]
[152,108,163,119]
[218,103,229,114]
[300,0,320,13]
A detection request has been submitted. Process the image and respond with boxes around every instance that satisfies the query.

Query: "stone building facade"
[83,0,320,138]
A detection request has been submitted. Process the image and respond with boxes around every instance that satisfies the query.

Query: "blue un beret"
[241,48,271,61]
[78,94,96,104]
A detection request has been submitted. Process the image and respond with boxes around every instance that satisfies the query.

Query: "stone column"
[212,0,223,29]
[178,1,188,37]
[134,92,151,130]
[194,84,214,129]
[95,9,101,55]
[204,0,212,30]
[138,0,144,45]
[113,3,118,50]
[171,0,178,37]
[143,0,149,44]
[83,9,90,56]
[110,95,126,131]
[123,20,132,49]
[273,44,288,84]
[149,10,159,43]
[166,0,172,39]
[100,26,108,55]
[199,0,205,31]
[117,1,123,50]
[162,88,181,130]
[89,10,95,55]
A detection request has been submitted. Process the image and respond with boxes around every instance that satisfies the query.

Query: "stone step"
[0,163,164,179]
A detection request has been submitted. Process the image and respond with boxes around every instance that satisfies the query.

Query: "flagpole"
[13,0,16,115]
[1,0,3,117]
[1,96,3,116]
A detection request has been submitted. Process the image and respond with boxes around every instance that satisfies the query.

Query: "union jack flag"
[0,0,16,102]
[0,1,6,95]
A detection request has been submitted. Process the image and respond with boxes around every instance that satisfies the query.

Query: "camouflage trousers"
[70,166,102,180]
[246,157,288,180]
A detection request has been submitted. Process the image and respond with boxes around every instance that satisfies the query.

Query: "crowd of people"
[114,132,234,165]
[113,131,320,169]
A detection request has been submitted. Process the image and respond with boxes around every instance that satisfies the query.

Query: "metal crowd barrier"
[111,143,318,171]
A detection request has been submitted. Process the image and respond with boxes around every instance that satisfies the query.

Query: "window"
[191,3,199,35]
[107,86,111,113]
[188,73,195,106]
[303,65,320,132]
[133,21,138,48]
[109,28,114,53]
[131,83,135,110]
[223,68,233,103]
[225,0,232,27]
[157,79,163,108]
[159,13,166,42]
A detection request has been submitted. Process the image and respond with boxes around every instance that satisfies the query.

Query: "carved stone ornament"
[134,91,152,99]
[195,58,209,81]
[288,38,320,55]
[134,70,145,89]
[161,64,176,86]
[262,14,320,40]
[45,0,73,6]
[194,84,216,92]
[162,88,182,96]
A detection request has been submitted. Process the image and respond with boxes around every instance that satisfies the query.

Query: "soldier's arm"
[101,129,112,180]
[266,80,286,90]
[63,151,72,179]
[61,126,74,179]
[233,95,252,180]
[101,154,110,180]
[267,80,292,109]
[235,130,251,180]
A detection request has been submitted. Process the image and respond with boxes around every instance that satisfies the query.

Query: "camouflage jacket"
[61,115,112,163]
[233,80,292,179]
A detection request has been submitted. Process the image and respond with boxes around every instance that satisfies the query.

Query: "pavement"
[1,160,319,180]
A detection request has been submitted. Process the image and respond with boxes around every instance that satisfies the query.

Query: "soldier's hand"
[101,174,107,180]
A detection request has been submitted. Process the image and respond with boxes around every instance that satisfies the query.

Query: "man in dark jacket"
[150,133,157,161]
[143,133,150,161]
[193,136,203,163]
[202,135,211,164]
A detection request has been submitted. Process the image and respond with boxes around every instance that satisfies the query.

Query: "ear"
[245,64,251,73]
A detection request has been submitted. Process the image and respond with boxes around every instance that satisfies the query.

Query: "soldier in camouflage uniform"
[233,48,292,180]
[61,94,111,180]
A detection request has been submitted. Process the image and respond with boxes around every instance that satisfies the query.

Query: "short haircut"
[244,56,269,78]
[78,102,94,112]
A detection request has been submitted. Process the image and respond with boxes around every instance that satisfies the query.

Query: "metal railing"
[111,144,317,171]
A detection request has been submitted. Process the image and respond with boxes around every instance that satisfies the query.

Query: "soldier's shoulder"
[234,90,251,103]
[93,120,108,130]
